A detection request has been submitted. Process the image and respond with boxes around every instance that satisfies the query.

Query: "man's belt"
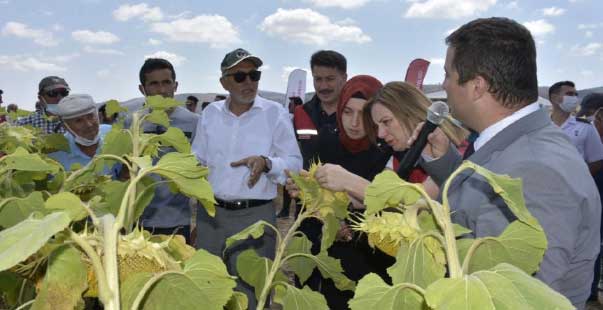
[215,198,271,210]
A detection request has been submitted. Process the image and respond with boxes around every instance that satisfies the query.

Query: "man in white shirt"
[192,48,302,308]
[411,17,600,309]
[549,80,603,175]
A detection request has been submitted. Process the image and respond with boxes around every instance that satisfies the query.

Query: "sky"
[1,0,602,111]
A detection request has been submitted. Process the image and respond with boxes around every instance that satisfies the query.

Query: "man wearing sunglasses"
[192,48,302,308]
[17,76,70,134]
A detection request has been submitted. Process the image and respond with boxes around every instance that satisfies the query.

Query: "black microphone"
[396,101,449,180]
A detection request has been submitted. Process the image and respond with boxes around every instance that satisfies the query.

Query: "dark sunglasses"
[224,70,261,83]
[46,89,69,98]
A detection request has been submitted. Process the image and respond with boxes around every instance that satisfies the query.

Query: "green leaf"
[387,236,446,288]
[149,234,196,264]
[461,221,547,275]
[97,180,128,216]
[364,170,423,215]
[0,191,46,228]
[225,291,248,310]
[146,110,170,128]
[153,152,216,216]
[45,192,87,222]
[31,245,87,310]
[273,283,328,310]
[104,99,127,116]
[122,249,236,310]
[312,252,355,292]
[41,133,69,153]
[424,263,573,310]
[320,213,339,252]
[0,212,71,272]
[424,277,495,310]
[144,95,183,110]
[225,220,271,250]
[154,127,191,153]
[131,156,153,170]
[458,161,541,229]
[236,249,287,300]
[349,273,426,310]
[0,271,36,306]
[101,127,133,157]
[2,147,59,173]
[285,234,314,284]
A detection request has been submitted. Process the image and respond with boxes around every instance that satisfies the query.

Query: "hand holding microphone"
[397,101,450,180]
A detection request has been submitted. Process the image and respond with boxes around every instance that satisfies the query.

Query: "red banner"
[404,58,430,90]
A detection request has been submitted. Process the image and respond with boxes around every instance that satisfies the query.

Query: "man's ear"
[219,77,228,91]
[471,75,489,101]
[138,84,146,96]
[174,81,179,92]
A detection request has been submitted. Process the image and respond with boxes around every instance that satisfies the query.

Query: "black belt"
[215,198,271,210]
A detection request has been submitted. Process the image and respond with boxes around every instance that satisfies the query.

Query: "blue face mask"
[559,95,579,113]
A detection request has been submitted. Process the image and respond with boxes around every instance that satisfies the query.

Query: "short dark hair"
[578,93,603,116]
[139,58,176,85]
[446,17,538,109]
[549,81,576,99]
[186,96,199,104]
[310,50,347,73]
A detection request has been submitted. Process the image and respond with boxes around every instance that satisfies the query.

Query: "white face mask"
[559,95,579,113]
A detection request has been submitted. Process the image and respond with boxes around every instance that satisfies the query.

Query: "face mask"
[559,95,579,113]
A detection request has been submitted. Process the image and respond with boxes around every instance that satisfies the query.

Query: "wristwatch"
[260,156,272,173]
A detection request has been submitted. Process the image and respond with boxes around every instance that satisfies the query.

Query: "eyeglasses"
[46,89,69,98]
[224,70,261,83]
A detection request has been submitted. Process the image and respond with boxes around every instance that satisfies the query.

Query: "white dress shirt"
[474,102,540,151]
[192,96,302,200]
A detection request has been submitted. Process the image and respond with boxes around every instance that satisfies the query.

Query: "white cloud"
[581,70,594,77]
[72,30,120,45]
[0,55,65,72]
[83,46,124,55]
[1,21,57,46]
[113,3,163,22]
[404,0,497,19]
[578,23,603,30]
[260,8,371,45]
[306,0,372,9]
[97,69,111,78]
[542,7,565,17]
[571,43,603,56]
[52,24,63,32]
[585,31,593,38]
[506,1,519,9]
[150,15,240,48]
[54,53,81,63]
[144,51,186,66]
[523,19,555,37]
[148,38,162,45]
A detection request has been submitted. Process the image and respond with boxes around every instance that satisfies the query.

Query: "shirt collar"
[474,102,540,151]
[222,95,265,115]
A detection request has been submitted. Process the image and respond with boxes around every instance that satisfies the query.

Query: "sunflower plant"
[0,96,239,310]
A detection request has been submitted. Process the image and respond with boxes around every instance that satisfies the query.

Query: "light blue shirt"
[48,124,112,172]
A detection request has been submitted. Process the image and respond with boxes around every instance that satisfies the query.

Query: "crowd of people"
[2,16,603,310]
